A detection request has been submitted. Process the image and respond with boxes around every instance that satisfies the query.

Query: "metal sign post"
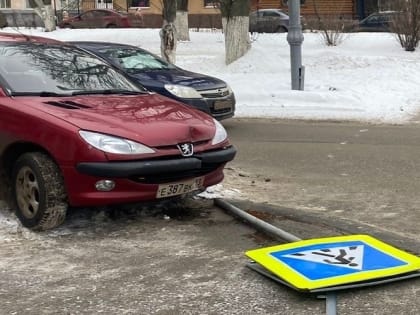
[286,0,305,90]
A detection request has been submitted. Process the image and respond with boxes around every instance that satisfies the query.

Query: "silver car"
[249,9,290,33]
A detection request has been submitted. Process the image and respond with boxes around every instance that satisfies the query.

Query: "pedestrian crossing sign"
[245,235,420,290]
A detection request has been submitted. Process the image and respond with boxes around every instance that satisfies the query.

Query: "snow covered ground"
[5,27,420,124]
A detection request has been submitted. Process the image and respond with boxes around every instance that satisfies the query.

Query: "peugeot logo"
[177,143,194,157]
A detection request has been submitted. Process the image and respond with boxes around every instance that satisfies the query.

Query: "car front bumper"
[76,146,236,178]
[63,146,236,206]
[183,93,236,121]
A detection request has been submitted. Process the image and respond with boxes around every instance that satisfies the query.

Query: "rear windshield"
[0,42,143,95]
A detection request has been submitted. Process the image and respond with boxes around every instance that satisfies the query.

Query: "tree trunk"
[43,4,56,32]
[29,0,56,32]
[219,0,251,65]
[176,0,189,41]
[223,16,251,65]
[160,0,177,63]
[176,11,190,41]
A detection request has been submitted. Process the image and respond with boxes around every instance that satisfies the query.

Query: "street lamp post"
[286,0,305,90]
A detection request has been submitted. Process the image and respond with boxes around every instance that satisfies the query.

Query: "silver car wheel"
[15,166,40,219]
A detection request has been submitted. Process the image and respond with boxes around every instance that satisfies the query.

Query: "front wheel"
[276,26,288,33]
[12,152,67,231]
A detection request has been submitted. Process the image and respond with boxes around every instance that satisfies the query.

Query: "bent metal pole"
[287,0,305,90]
[214,198,301,242]
[214,198,337,315]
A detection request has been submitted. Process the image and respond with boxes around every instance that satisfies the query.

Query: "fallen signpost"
[214,198,420,315]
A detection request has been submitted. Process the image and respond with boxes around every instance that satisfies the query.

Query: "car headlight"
[79,130,155,155]
[164,84,202,99]
[211,119,228,145]
[226,84,233,95]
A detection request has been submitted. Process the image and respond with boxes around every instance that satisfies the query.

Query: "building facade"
[1,0,381,28]
[79,0,221,28]
[1,0,28,9]
[79,0,378,25]
[251,0,369,19]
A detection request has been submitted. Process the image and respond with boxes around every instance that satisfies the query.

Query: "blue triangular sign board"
[245,235,420,290]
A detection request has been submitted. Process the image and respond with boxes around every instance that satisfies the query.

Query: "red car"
[59,9,132,28]
[0,33,236,230]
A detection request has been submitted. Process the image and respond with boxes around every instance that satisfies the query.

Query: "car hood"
[19,94,216,147]
[128,68,227,91]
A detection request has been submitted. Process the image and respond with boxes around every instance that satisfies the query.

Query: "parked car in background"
[249,9,290,33]
[59,9,132,28]
[353,11,398,32]
[0,32,236,230]
[70,41,236,121]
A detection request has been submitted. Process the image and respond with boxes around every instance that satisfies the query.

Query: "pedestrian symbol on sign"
[283,245,364,270]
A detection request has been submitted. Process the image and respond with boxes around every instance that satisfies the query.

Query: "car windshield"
[97,47,177,72]
[0,42,144,96]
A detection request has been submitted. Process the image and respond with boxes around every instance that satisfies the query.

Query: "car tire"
[62,23,73,29]
[106,24,117,28]
[277,26,288,33]
[12,152,67,231]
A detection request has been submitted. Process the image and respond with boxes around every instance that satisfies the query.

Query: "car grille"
[199,87,230,99]
[197,87,235,117]
[130,141,224,183]
[129,163,221,184]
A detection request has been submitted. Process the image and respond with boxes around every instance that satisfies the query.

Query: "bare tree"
[176,0,190,41]
[218,0,251,65]
[161,0,177,64]
[391,0,420,52]
[28,0,56,32]
[310,0,350,46]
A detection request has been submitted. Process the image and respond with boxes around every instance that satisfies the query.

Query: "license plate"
[156,177,204,198]
[214,100,233,110]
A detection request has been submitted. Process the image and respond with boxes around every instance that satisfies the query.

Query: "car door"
[102,11,120,27]
[359,14,383,32]
[71,11,95,28]
[80,11,106,28]
[261,11,281,33]
[378,14,393,32]
[249,11,261,33]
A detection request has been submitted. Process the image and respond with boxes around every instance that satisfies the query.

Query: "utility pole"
[286,0,305,90]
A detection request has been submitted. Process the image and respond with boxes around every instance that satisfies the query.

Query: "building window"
[204,0,217,8]
[0,0,11,9]
[130,0,150,7]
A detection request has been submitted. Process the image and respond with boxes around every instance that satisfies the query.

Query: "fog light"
[95,180,116,191]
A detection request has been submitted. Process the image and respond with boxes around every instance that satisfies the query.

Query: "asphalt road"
[1,118,420,315]
[223,118,420,244]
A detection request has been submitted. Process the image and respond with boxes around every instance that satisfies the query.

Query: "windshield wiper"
[40,91,72,97]
[70,89,147,96]
[10,91,72,97]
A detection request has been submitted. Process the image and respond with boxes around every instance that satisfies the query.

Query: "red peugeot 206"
[0,33,236,230]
